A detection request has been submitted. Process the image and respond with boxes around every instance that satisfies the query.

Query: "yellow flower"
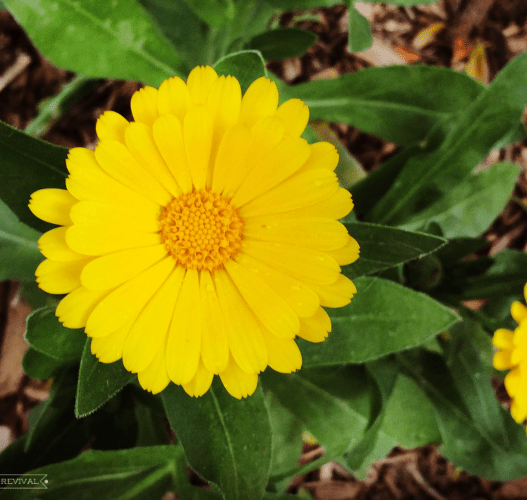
[493,283,527,424]
[29,66,359,399]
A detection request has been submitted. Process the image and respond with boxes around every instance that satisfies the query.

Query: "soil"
[1,2,527,498]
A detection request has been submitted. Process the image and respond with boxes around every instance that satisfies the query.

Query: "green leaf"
[0,120,68,233]
[0,199,42,281]
[246,28,317,60]
[262,366,372,458]
[214,50,267,93]
[4,0,185,86]
[399,345,527,481]
[25,306,86,362]
[370,51,527,224]
[0,446,180,500]
[450,250,527,300]
[0,368,90,474]
[347,1,373,53]
[182,0,235,27]
[162,380,271,500]
[345,359,398,475]
[401,163,520,238]
[380,374,441,448]
[300,276,460,367]
[264,391,302,482]
[75,341,135,418]
[351,146,419,216]
[25,76,100,138]
[21,347,65,380]
[264,0,340,7]
[138,0,207,72]
[282,65,483,146]
[344,222,446,279]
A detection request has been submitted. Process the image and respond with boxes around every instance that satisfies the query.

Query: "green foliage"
[401,163,521,238]
[4,0,185,85]
[0,120,67,232]
[163,381,272,500]
[75,342,135,418]
[0,199,42,281]
[283,65,483,146]
[300,276,459,366]
[1,0,526,495]
[214,50,267,93]
[246,28,317,60]
[369,51,527,224]
[347,0,373,53]
[25,307,86,362]
[344,222,446,279]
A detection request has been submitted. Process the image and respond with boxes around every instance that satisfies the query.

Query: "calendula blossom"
[29,66,359,399]
[493,284,527,426]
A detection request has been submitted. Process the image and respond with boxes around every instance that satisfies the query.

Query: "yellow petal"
[511,301,527,325]
[153,114,193,194]
[492,328,514,350]
[231,137,311,207]
[270,187,353,220]
[95,110,129,143]
[130,86,159,127]
[511,397,527,424]
[225,259,299,339]
[138,342,171,394]
[240,169,339,218]
[219,355,258,399]
[183,105,213,190]
[85,256,175,338]
[157,76,192,121]
[243,216,349,250]
[69,200,160,233]
[36,258,90,294]
[234,253,319,318]
[211,123,251,194]
[298,142,339,173]
[298,307,331,343]
[29,189,77,226]
[66,224,161,256]
[38,227,86,261]
[56,286,110,329]
[124,122,182,198]
[183,359,214,397]
[95,140,171,206]
[275,98,309,137]
[505,367,521,398]
[80,244,168,291]
[309,274,357,308]
[242,239,340,286]
[200,270,229,374]
[325,236,360,266]
[239,77,279,128]
[493,349,514,370]
[221,116,284,199]
[166,269,202,385]
[66,149,160,214]
[91,320,133,363]
[260,324,302,373]
[207,75,242,177]
[123,266,185,373]
[214,269,268,374]
[187,65,218,105]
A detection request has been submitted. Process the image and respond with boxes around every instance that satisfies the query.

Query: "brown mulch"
[1,1,527,498]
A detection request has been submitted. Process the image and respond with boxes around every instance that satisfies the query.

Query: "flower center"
[159,189,244,271]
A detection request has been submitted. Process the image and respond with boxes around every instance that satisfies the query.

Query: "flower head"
[29,66,359,399]
[493,284,527,425]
